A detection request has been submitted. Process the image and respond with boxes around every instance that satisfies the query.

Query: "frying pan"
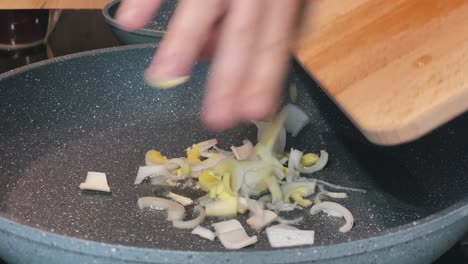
[0,44,468,264]
[103,0,175,45]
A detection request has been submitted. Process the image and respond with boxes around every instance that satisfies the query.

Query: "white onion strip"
[173,206,206,229]
[279,156,289,165]
[247,210,278,230]
[196,139,218,152]
[283,104,309,137]
[266,226,315,248]
[314,179,367,193]
[318,185,348,199]
[310,201,354,233]
[165,158,186,171]
[191,155,226,173]
[296,150,328,174]
[260,195,297,212]
[267,202,297,212]
[213,146,234,157]
[199,151,215,158]
[192,226,216,241]
[287,149,301,182]
[276,216,304,225]
[138,197,185,221]
[212,219,258,249]
[134,165,175,184]
[254,121,286,155]
[167,192,193,206]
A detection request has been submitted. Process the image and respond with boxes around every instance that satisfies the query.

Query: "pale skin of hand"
[116,0,301,131]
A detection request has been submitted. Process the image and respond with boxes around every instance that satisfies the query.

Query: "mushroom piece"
[231,140,254,161]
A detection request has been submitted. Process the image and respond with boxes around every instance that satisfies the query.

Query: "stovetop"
[0,9,467,264]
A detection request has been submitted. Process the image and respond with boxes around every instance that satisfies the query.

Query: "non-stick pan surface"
[0,45,468,263]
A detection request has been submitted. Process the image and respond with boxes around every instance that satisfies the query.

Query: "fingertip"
[238,95,277,122]
[201,101,238,131]
[115,7,145,31]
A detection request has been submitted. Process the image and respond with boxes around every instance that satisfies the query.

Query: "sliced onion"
[286,149,302,182]
[266,226,315,248]
[195,138,218,152]
[314,192,325,204]
[257,195,271,204]
[268,224,299,231]
[173,206,206,229]
[138,197,185,221]
[196,194,213,206]
[212,219,258,249]
[281,181,316,202]
[213,146,234,157]
[247,209,278,230]
[272,165,285,180]
[232,162,244,192]
[191,155,226,174]
[283,104,309,137]
[191,226,216,241]
[314,185,348,204]
[212,157,244,193]
[279,156,289,165]
[275,126,286,155]
[310,201,354,233]
[246,198,265,217]
[266,202,297,212]
[311,179,367,193]
[242,168,268,196]
[289,83,298,103]
[205,197,238,217]
[265,176,282,204]
[254,121,286,155]
[79,171,110,192]
[296,150,328,174]
[276,216,304,225]
[167,192,193,206]
[145,150,168,166]
[199,151,216,158]
[259,195,296,212]
[242,198,277,230]
[318,185,348,199]
[166,158,187,170]
[237,197,249,214]
[134,165,175,184]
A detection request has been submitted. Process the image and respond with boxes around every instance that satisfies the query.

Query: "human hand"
[116,0,301,130]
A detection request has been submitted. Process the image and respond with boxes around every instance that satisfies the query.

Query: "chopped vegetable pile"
[134,104,366,249]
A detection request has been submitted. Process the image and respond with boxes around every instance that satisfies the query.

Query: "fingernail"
[144,72,190,89]
[144,51,191,89]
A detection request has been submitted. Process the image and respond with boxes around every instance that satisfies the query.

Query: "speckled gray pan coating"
[0,44,468,263]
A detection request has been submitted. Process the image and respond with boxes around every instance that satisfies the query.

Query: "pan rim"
[0,197,466,262]
[102,0,166,38]
[0,44,467,262]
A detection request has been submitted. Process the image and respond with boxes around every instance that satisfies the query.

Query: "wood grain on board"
[295,0,468,145]
[0,0,110,9]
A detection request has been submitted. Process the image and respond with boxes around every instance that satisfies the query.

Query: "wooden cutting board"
[295,0,468,145]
